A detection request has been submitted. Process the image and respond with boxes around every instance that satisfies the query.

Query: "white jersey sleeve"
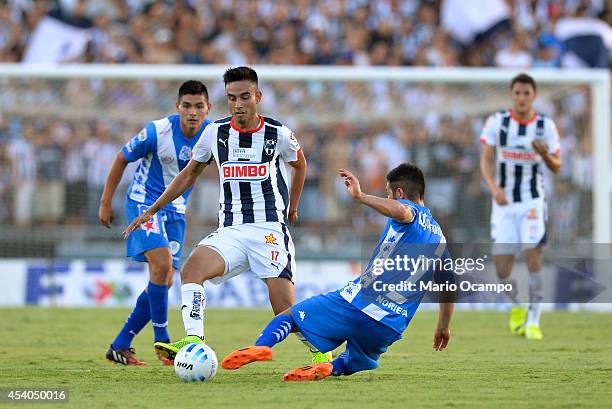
[278,126,301,163]
[192,124,214,163]
[479,113,500,146]
[543,117,561,155]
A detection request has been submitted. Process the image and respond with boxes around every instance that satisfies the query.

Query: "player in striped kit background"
[480,73,562,340]
[125,66,331,363]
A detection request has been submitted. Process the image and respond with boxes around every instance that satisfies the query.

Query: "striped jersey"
[122,114,212,214]
[338,199,451,334]
[480,110,560,203]
[191,115,300,227]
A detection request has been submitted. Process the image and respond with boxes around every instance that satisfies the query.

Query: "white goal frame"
[0,64,609,244]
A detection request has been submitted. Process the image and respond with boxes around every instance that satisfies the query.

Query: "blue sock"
[255,314,295,347]
[111,290,151,349]
[331,352,354,376]
[147,281,170,343]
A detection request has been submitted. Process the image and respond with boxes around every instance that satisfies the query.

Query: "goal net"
[0,65,609,263]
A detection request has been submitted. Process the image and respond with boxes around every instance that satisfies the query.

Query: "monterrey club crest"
[264,139,277,156]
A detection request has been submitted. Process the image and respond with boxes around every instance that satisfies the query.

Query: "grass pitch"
[1,308,611,409]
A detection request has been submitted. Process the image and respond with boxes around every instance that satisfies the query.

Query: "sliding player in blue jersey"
[99,81,212,365]
[220,163,456,380]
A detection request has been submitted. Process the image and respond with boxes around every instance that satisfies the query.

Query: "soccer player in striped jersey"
[125,67,330,363]
[100,81,212,365]
[480,73,562,340]
[219,164,455,381]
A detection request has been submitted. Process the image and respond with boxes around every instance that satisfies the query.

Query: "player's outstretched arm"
[99,151,129,228]
[433,290,455,351]
[338,169,413,223]
[123,159,208,238]
[287,150,307,224]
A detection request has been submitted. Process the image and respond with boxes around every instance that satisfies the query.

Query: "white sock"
[527,272,543,326]
[181,283,206,338]
[294,331,319,352]
[499,276,520,306]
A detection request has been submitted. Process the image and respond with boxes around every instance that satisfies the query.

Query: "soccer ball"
[174,343,218,382]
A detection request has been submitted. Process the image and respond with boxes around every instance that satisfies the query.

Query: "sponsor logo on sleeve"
[138,129,147,141]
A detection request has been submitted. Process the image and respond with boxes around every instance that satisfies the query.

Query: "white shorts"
[198,222,297,284]
[491,197,547,255]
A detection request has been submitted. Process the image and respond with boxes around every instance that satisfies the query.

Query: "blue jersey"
[337,199,451,334]
[122,115,211,214]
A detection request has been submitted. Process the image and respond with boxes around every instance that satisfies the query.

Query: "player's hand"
[433,326,451,351]
[532,140,549,156]
[492,186,509,206]
[288,209,299,224]
[99,202,114,228]
[123,211,154,239]
[338,169,363,200]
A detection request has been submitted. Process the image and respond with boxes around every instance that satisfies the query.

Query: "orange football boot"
[221,346,273,370]
[283,363,333,381]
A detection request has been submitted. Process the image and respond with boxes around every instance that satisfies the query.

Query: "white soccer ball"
[174,343,218,382]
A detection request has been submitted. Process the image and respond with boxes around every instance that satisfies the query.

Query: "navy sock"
[331,352,354,376]
[148,281,170,343]
[111,290,151,349]
[255,314,295,347]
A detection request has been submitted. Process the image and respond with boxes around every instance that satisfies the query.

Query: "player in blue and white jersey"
[220,163,456,381]
[99,81,212,365]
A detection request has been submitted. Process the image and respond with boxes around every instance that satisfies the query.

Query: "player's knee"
[180,261,200,283]
[494,256,514,279]
[524,248,543,272]
[526,256,542,272]
[180,257,213,283]
[149,260,173,283]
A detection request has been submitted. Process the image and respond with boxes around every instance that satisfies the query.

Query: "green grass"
[1,308,611,409]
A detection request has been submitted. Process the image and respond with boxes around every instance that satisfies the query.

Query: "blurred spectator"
[64,123,88,225]
[533,34,561,67]
[83,121,120,225]
[6,123,36,227]
[32,122,66,225]
[495,35,533,68]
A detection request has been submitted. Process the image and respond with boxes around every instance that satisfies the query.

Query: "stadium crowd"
[0,0,608,249]
[1,0,610,67]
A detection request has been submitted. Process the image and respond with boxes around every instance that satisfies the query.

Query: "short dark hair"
[386,163,426,200]
[510,73,536,92]
[178,80,209,101]
[223,66,258,86]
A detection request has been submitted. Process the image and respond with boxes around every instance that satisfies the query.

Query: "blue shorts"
[125,199,186,270]
[291,291,402,373]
